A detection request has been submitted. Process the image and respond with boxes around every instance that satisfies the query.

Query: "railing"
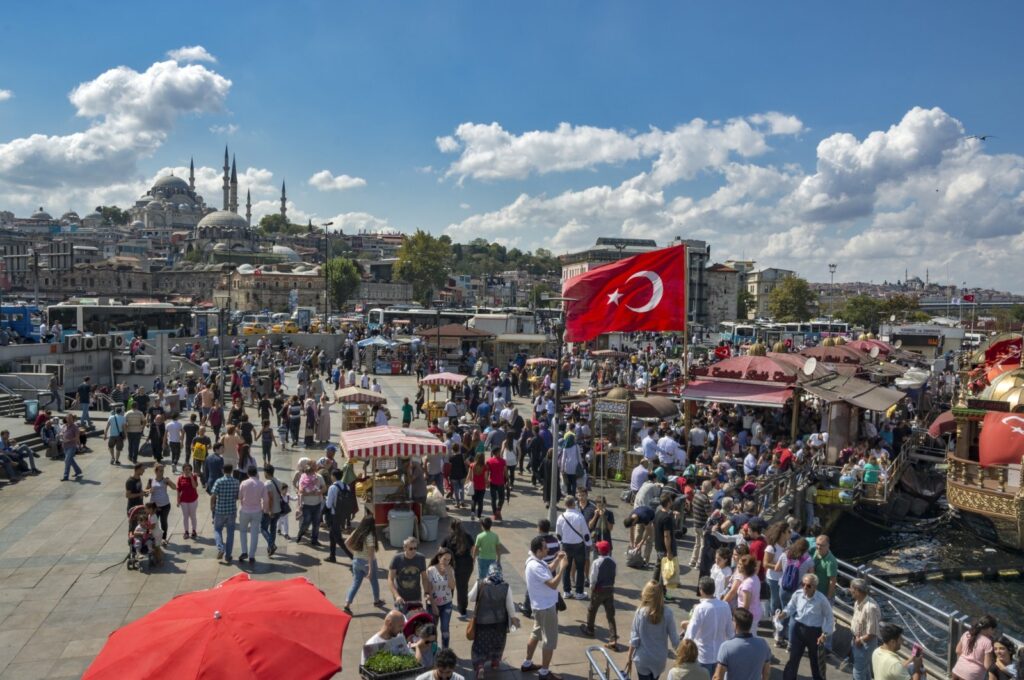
[755,467,809,518]
[585,645,627,680]
[858,436,915,505]
[835,557,1023,678]
[947,455,1021,494]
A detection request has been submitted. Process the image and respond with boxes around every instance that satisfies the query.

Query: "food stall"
[336,386,387,431]
[358,335,402,375]
[340,425,449,547]
[419,372,469,423]
[591,388,680,481]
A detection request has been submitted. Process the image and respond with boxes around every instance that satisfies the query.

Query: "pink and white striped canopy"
[419,372,469,388]
[336,387,387,405]
[525,357,557,367]
[339,425,446,459]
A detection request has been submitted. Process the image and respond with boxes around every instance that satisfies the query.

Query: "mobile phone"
[911,644,923,658]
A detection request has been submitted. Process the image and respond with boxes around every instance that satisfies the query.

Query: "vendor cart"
[592,393,679,482]
[336,386,387,431]
[419,372,469,423]
[340,425,449,547]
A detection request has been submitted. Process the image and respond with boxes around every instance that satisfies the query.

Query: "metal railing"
[835,557,1023,678]
[585,645,628,680]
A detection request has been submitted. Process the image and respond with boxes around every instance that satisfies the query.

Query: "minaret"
[221,146,230,211]
[280,181,287,220]
[229,155,238,213]
[245,189,252,227]
[188,157,195,191]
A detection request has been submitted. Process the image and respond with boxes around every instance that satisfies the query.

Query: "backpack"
[781,554,808,592]
[192,441,208,462]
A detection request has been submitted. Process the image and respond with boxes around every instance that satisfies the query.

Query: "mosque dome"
[30,208,53,220]
[981,368,1024,411]
[213,243,229,252]
[61,211,81,222]
[197,210,248,230]
[271,245,301,262]
[152,175,190,194]
[146,200,163,211]
[130,220,144,229]
[85,211,104,220]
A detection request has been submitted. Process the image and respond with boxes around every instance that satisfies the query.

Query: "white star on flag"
[607,289,622,305]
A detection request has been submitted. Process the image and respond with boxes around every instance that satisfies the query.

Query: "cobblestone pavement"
[0,372,850,680]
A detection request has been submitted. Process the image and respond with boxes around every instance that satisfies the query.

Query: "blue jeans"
[345,557,381,605]
[62,446,82,479]
[477,557,495,580]
[214,513,236,558]
[701,663,717,677]
[81,404,91,425]
[451,477,465,503]
[768,579,783,617]
[851,638,877,680]
[434,601,453,648]
[260,513,278,550]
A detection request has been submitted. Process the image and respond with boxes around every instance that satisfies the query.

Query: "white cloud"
[459,202,471,210]
[446,107,1024,289]
[209,123,238,135]
[167,46,217,63]
[308,169,367,192]
[0,56,230,196]
[436,114,802,186]
[0,90,12,102]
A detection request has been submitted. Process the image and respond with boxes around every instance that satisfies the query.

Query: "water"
[830,511,1024,640]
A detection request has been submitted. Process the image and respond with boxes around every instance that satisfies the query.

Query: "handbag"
[463,479,474,497]
[556,592,567,612]
[466,585,482,640]
[273,480,291,516]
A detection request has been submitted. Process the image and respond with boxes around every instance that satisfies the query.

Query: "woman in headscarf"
[303,396,318,448]
[316,393,332,445]
[467,563,519,680]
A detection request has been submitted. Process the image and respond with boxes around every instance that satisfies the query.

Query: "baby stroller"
[127,505,157,571]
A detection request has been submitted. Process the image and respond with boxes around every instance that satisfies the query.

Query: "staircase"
[0,393,24,419]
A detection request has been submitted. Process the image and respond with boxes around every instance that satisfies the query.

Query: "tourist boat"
[944,366,1024,551]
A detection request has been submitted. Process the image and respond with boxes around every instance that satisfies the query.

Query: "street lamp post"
[321,222,333,330]
[431,299,442,371]
[828,263,837,322]
[542,294,576,527]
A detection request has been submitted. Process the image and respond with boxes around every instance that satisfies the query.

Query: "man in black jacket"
[527,425,546,487]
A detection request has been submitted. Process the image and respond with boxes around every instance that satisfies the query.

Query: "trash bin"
[420,514,439,542]
[387,509,417,548]
[24,399,39,424]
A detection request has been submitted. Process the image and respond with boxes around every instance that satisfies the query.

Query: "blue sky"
[1,1,1023,289]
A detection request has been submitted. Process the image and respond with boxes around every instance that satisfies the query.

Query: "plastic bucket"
[387,509,417,548]
[420,514,439,542]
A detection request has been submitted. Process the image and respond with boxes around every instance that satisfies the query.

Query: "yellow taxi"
[270,320,299,333]
[240,322,268,335]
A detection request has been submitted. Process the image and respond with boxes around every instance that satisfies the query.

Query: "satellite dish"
[802,357,818,376]
[869,346,880,359]
[889,314,896,322]
[894,339,903,349]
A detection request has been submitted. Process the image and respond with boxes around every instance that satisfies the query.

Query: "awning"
[526,357,557,367]
[495,334,549,344]
[928,410,956,438]
[679,380,792,408]
[630,395,679,419]
[339,425,447,459]
[357,335,396,348]
[420,372,469,388]
[335,386,387,405]
[799,374,906,411]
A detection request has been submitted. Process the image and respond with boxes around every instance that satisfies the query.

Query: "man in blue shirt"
[715,607,771,680]
[778,573,835,680]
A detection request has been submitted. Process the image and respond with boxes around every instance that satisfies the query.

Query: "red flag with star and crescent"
[979,412,1024,467]
[562,244,686,343]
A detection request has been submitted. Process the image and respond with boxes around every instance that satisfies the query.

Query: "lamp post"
[542,294,576,527]
[828,263,837,323]
[321,222,333,331]
[432,299,442,371]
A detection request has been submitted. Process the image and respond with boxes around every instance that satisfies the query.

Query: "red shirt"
[176,474,199,504]
[485,456,507,486]
[748,536,768,581]
[778,448,793,471]
[472,464,488,491]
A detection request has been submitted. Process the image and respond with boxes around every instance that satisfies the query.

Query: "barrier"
[585,645,627,680]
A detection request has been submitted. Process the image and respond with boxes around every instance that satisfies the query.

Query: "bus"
[808,320,850,342]
[366,306,474,331]
[718,321,758,346]
[0,304,42,342]
[47,303,193,339]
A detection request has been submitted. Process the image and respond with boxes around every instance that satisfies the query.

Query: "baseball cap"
[595,540,611,555]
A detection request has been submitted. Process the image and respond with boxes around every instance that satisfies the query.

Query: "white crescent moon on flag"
[625,270,664,313]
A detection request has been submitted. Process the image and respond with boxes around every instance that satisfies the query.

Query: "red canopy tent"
[927,410,956,438]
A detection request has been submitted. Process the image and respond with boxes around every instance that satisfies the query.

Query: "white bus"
[47,303,192,339]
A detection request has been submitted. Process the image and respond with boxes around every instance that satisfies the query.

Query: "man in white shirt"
[362,610,414,665]
[743,448,758,476]
[522,536,568,680]
[657,431,680,469]
[641,428,659,461]
[201,360,211,380]
[688,425,707,459]
[683,577,735,676]
[164,414,184,473]
[629,460,650,495]
[555,497,590,599]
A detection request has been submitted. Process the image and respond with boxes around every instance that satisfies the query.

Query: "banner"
[979,412,1024,467]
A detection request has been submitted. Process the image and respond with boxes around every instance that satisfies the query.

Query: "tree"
[529,282,555,308]
[841,294,881,330]
[393,229,452,306]
[257,213,306,235]
[767,276,815,322]
[324,257,362,311]
[97,205,130,226]
[879,293,920,321]
[736,288,754,319]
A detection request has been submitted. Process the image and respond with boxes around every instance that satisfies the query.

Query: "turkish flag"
[985,337,1022,366]
[979,412,1024,466]
[962,294,976,303]
[562,244,686,343]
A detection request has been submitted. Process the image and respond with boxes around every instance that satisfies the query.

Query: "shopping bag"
[661,556,680,589]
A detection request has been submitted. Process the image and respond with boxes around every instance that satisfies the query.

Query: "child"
[710,546,733,599]
[277,483,294,537]
[258,419,278,466]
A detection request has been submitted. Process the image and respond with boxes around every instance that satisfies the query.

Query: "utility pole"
[322,222,333,330]
[828,263,837,324]
[542,294,576,527]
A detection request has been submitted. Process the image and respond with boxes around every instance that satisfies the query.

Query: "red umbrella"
[927,410,956,438]
[84,574,351,680]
